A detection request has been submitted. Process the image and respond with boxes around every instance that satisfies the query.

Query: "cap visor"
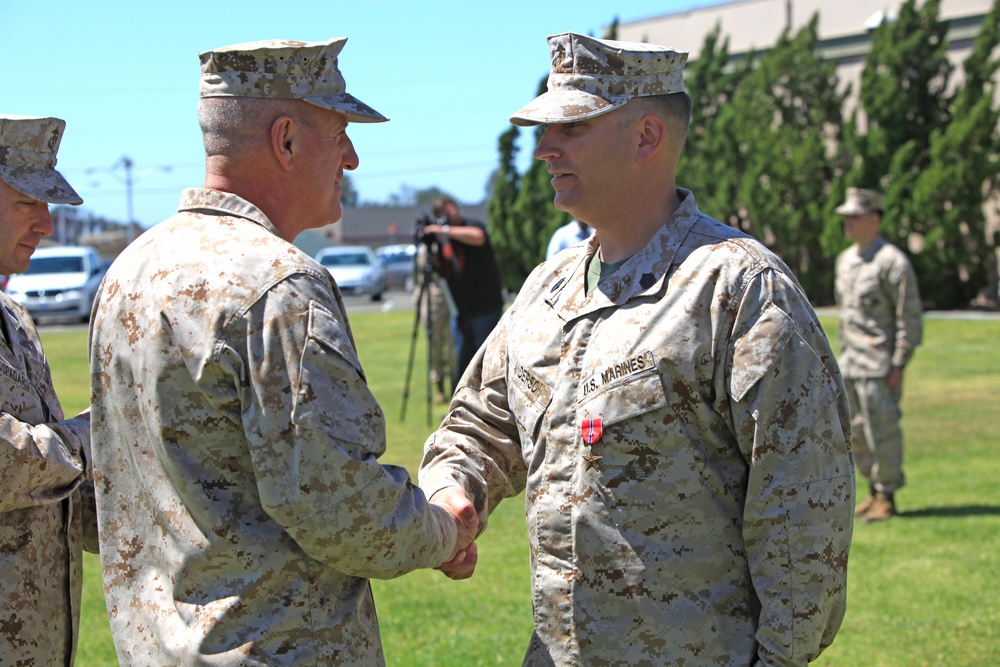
[0,166,83,205]
[304,92,388,123]
[510,89,621,127]
[835,203,866,215]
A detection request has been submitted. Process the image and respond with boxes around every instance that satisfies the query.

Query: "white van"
[5,246,107,321]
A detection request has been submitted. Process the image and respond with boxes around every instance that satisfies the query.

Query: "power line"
[84,156,172,239]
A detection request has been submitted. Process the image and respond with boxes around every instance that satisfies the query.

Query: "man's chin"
[329,203,344,225]
[551,193,576,215]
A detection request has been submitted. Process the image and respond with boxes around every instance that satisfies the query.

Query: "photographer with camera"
[419,196,504,389]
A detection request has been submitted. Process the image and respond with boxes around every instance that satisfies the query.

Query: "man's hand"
[431,486,480,580]
[887,366,904,389]
[423,223,486,246]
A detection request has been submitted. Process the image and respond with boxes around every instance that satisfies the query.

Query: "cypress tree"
[487,124,523,290]
[680,24,753,231]
[736,15,846,302]
[847,0,953,299]
[911,0,1000,306]
[488,77,571,292]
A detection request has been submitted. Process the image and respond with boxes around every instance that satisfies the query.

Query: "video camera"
[414,213,446,247]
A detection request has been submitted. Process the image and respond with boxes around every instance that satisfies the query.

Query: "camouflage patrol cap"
[835,187,884,215]
[199,38,388,123]
[0,115,82,205]
[510,33,688,127]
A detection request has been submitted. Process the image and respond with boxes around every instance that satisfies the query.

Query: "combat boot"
[854,486,878,517]
[862,492,896,523]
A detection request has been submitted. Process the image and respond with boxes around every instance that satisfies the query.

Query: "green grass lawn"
[41,312,1000,666]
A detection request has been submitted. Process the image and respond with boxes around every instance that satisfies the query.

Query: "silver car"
[5,245,107,321]
[374,243,416,291]
[315,245,386,301]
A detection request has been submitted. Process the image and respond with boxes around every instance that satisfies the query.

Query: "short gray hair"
[198,97,296,157]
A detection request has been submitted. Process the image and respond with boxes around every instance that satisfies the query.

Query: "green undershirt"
[586,250,630,296]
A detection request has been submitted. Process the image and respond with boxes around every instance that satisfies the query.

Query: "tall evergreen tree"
[680,24,753,230]
[604,17,620,40]
[487,124,524,289]
[488,77,571,291]
[487,18,622,291]
[512,122,573,274]
[911,0,1000,306]
[340,174,358,207]
[736,15,846,301]
[848,0,952,260]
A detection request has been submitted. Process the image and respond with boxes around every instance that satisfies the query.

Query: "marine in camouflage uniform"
[420,33,854,666]
[89,39,476,666]
[835,188,922,522]
[0,114,97,666]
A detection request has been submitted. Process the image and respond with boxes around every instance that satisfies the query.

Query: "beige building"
[619,0,991,111]
[617,0,999,303]
[294,203,488,257]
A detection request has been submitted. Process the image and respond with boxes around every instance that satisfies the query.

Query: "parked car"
[5,246,107,322]
[315,245,386,301]
[374,243,416,291]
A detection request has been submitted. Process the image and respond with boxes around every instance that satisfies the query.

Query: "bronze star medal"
[583,453,603,471]
[581,415,604,471]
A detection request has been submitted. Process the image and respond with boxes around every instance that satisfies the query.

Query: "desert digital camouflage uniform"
[421,190,855,666]
[90,189,458,666]
[835,229,922,494]
[511,32,688,123]
[198,38,387,122]
[1,113,96,666]
[0,296,93,666]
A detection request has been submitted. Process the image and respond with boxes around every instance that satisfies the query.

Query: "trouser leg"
[846,378,874,481]
[854,376,906,494]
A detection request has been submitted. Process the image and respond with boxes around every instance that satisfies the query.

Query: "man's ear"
[271,115,297,171]
[635,114,667,163]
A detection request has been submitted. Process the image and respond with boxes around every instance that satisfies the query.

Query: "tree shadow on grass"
[899,505,1000,519]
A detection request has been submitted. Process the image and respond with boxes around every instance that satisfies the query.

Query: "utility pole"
[87,155,170,245]
[114,155,136,236]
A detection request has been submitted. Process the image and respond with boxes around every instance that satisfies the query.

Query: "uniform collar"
[855,235,888,261]
[546,189,702,321]
[177,188,282,238]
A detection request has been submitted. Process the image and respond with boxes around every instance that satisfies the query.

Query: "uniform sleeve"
[236,274,456,579]
[888,254,923,368]
[419,307,527,530]
[726,268,855,666]
[0,411,89,512]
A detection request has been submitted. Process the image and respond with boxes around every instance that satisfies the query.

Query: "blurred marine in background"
[835,187,923,522]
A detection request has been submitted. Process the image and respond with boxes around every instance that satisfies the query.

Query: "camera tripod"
[400,248,454,424]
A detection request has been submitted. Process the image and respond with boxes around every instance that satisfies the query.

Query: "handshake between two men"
[431,486,480,580]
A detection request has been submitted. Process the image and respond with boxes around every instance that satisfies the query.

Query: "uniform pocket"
[577,362,704,527]
[292,302,383,450]
[507,355,552,453]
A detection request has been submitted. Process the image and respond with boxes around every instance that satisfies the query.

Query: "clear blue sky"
[3,1,722,227]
